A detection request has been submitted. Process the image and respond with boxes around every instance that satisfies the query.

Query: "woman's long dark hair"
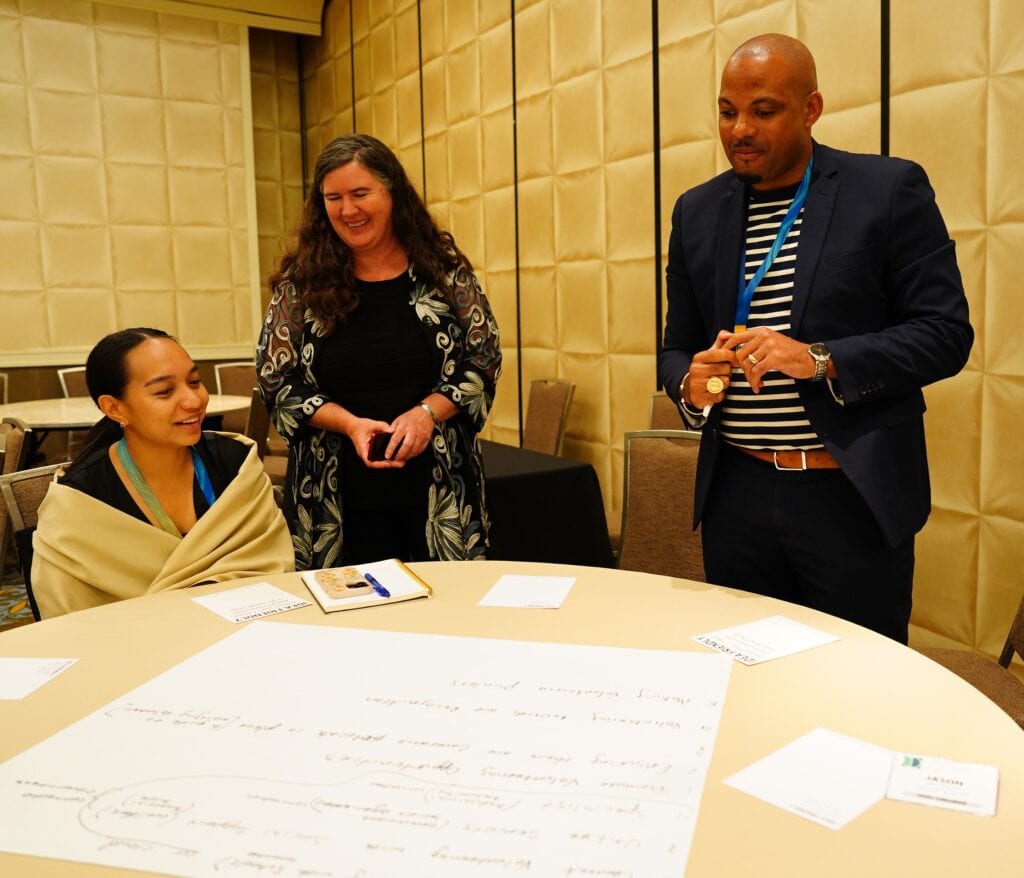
[269,133,470,333]
[66,328,172,473]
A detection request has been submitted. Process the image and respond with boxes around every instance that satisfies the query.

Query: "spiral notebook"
[300,558,433,613]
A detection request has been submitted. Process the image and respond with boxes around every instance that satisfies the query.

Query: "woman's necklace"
[116,439,216,536]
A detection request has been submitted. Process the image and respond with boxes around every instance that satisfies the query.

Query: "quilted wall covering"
[0,0,259,363]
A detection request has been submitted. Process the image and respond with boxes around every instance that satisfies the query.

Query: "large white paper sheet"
[0,622,731,877]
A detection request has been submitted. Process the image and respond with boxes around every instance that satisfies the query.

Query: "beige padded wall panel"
[249,28,303,308]
[419,0,517,443]
[513,0,655,524]
[301,0,353,164]
[799,0,881,154]
[0,0,257,364]
[893,0,1024,667]
[392,1,421,192]
[478,8,520,449]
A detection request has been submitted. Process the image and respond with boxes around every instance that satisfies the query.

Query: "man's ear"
[805,90,824,128]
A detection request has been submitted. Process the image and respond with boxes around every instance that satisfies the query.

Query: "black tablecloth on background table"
[480,440,614,568]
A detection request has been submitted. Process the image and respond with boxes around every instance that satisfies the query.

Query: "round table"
[1,562,1021,876]
[0,395,252,431]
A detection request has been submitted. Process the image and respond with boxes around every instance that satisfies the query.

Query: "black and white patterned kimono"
[256,260,501,570]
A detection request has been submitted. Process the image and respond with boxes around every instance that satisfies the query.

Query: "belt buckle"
[774,450,807,471]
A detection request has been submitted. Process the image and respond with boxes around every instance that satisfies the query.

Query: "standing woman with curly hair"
[257,134,501,569]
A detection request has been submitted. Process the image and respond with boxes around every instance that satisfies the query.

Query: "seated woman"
[32,328,294,618]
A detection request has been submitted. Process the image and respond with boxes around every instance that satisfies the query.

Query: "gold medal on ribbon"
[706,376,725,394]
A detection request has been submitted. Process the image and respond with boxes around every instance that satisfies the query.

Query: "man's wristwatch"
[808,342,831,381]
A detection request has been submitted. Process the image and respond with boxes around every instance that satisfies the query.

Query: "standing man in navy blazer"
[659,34,973,642]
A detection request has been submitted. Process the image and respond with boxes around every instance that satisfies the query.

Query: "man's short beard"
[735,171,763,184]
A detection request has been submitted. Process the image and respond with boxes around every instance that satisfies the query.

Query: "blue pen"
[364,572,390,598]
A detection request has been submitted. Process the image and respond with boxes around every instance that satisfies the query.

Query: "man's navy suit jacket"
[659,142,973,547]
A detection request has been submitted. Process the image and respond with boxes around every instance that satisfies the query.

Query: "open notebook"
[300,558,433,613]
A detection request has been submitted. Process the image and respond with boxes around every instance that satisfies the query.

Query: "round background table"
[0,395,251,431]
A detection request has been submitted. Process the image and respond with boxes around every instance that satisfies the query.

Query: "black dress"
[312,272,435,563]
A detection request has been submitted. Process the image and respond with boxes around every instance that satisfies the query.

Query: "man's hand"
[724,328,818,393]
[684,331,741,406]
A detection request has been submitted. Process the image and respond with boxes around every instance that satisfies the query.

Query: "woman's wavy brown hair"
[270,133,471,333]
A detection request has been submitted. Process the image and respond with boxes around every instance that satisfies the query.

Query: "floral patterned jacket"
[256,260,501,570]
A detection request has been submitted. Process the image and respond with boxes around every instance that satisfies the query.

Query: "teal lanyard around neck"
[116,439,216,537]
[734,156,813,331]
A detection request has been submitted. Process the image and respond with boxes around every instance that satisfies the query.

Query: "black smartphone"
[368,432,393,461]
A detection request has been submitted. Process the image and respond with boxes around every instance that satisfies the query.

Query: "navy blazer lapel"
[713,177,746,332]
[790,143,838,335]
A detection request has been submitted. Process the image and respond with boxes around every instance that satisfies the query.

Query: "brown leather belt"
[738,447,841,470]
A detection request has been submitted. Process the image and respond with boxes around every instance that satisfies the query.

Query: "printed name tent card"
[0,657,77,700]
[191,582,310,623]
[886,753,998,816]
[693,615,839,664]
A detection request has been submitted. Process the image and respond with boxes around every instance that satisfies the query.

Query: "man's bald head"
[726,34,818,96]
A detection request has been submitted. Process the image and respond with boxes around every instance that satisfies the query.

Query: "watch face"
[809,343,830,380]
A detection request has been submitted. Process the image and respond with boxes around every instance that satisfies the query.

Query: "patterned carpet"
[0,561,34,633]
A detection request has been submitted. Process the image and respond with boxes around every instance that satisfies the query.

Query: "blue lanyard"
[192,451,216,506]
[117,439,217,536]
[734,157,813,331]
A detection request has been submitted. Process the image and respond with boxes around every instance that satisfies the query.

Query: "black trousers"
[701,446,915,643]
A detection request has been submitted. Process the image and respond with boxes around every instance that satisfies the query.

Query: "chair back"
[244,387,270,460]
[0,418,31,477]
[0,371,8,405]
[0,418,31,567]
[215,361,257,395]
[522,378,574,455]
[57,366,88,398]
[649,391,684,429]
[920,588,1024,731]
[243,388,286,489]
[0,462,65,621]
[57,367,90,458]
[617,429,704,581]
[999,588,1024,668]
[214,362,257,434]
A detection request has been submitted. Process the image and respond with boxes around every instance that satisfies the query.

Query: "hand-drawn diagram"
[0,623,731,877]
